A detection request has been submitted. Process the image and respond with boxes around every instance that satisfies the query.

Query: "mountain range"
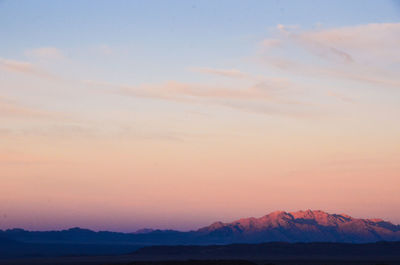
[196,210,400,243]
[1,210,399,246]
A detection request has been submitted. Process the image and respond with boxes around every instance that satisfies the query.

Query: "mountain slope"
[196,210,400,243]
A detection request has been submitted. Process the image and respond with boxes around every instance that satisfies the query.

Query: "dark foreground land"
[0,258,399,265]
[1,242,400,265]
[106,261,400,265]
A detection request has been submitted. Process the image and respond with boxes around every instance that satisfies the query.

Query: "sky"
[0,0,400,232]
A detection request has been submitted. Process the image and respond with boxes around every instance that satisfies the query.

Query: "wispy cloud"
[0,57,56,79]
[297,23,400,63]
[0,96,70,120]
[191,67,251,79]
[95,44,114,56]
[261,39,282,49]
[87,78,315,117]
[88,79,288,101]
[261,23,400,87]
[25,47,64,60]
[0,119,189,143]
[266,56,400,88]
[327,91,355,104]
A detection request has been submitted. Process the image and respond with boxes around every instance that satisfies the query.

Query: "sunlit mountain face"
[197,210,400,243]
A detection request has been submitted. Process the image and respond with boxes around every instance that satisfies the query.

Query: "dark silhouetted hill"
[130,241,400,260]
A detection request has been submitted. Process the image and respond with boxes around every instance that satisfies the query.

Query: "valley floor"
[0,257,399,265]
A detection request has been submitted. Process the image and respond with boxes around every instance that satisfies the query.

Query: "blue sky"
[1,0,399,85]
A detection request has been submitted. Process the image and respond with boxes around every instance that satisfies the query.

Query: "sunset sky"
[1,0,400,232]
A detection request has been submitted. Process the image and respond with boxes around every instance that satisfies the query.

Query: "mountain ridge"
[1,210,399,244]
[196,209,400,243]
